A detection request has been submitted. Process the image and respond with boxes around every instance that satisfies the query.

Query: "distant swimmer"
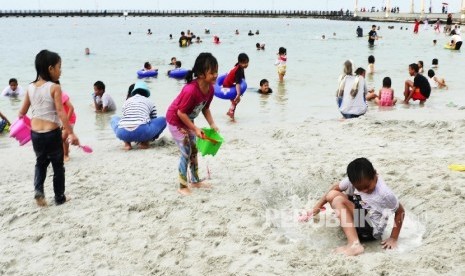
[248,30,254,36]
[356,26,363,37]
[85,47,90,55]
[256,43,265,50]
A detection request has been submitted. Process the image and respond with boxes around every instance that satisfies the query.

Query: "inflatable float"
[168,68,189,79]
[444,44,455,50]
[444,44,461,50]
[137,69,158,78]
[214,73,247,100]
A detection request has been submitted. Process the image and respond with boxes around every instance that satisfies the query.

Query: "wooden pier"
[0,9,356,19]
[0,10,462,24]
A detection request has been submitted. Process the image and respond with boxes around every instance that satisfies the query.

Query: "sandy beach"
[1,107,465,275]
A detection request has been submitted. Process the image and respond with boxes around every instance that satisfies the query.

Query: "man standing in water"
[356,26,363,37]
[368,25,378,46]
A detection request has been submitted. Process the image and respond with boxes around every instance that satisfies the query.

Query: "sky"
[0,0,462,13]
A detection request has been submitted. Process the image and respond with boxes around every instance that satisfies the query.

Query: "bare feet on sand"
[191,181,212,189]
[226,111,235,121]
[56,195,71,205]
[64,155,70,162]
[178,187,193,196]
[123,142,132,151]
[35,197,47,207]
[177,182,212,196]
[335,241,364,256]
[138,141,150,149]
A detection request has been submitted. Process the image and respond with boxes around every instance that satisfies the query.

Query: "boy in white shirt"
[309,158,405,256]
[93,80,116,112]
[2,78,24,97]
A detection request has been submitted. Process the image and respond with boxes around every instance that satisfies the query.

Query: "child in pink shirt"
[166,53,220,196]
[62,91,76,161]
[375,77,397,106]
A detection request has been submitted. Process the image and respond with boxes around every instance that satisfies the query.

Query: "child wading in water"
[166,53,220,196]
[374,77,397,106]
[275,47,287,82]
[307,158,405,256]
[223,53,249,121]
[18,49,80,206]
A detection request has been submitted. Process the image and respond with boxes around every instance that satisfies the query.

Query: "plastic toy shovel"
[78,144,93,153]
[201,133,219,144]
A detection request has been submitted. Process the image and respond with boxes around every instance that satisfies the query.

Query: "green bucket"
[196,128,224,156]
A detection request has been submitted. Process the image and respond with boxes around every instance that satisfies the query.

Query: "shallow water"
[0,16,462,148]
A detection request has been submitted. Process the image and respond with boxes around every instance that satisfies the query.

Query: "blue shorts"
[341,113,362,119]
[111,116,166,143]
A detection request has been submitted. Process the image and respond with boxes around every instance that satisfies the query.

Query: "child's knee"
[326,190,345,203]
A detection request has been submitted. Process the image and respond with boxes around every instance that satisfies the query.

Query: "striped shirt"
[118,94,157,130]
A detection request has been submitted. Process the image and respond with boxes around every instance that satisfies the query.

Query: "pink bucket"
[9,116,32,146]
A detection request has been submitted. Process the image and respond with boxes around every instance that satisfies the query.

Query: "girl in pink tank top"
[375,77,397,107]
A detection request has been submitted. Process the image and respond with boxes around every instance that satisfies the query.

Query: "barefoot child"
[18,49,80,206]
[166,53,220,196]
[61,91,76,161]
[223,53,249,121]
[374,77,397,106]
[308,158,405,256]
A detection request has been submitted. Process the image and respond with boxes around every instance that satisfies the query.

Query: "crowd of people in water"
[335,20,457,119]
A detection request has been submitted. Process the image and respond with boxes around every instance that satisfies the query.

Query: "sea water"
[0,16,462,149]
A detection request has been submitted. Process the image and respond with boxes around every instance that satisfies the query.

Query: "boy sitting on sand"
[403,63,431,105]
[307,158,405,256]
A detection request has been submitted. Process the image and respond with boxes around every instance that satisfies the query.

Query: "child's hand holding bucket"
[197,128,224,156]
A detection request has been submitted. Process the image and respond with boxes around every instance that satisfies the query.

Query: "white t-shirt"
[451,34,462,43]
[95,93,116,111]
[338,75,368,116]
[339,176,399,239]
[428,76,438,89]
[2,85,24,97]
